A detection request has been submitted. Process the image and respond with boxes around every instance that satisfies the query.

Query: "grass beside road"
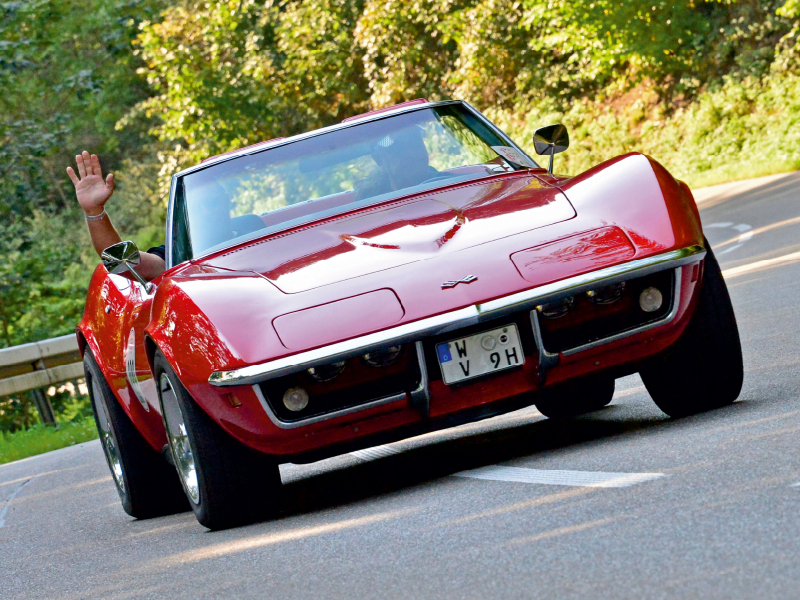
[0,419,98,466]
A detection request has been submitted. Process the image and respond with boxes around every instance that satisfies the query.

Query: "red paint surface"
[511,226,635,285]
[273,289,404,350]
[209,175,574,294]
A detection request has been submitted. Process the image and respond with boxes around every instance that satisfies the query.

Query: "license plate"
[436,324,525,385]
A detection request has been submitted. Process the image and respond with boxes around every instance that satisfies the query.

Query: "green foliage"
[130,0,800,193]
[0,418,97,465]
[491,71,800,188]
[0,0,166,350]
[129,0,370,169]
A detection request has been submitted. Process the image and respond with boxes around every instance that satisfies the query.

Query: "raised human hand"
[66,151,115,216]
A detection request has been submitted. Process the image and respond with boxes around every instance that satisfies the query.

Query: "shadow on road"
[276,398,758,521]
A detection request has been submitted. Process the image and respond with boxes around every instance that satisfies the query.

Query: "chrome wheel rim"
[159,373,200,504]
[91,377,125,493]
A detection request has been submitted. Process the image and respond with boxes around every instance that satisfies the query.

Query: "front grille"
[258,345,421,423]
[537,269,675,353]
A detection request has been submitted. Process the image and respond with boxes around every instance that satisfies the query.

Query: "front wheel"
[84,352,188,519]
[640,243,743,417]
[154,352,281,530]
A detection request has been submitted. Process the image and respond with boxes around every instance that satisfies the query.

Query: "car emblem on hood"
[442,275,478,289]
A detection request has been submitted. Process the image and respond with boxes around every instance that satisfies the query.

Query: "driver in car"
[67,151,166,281]
[354,126,440,202]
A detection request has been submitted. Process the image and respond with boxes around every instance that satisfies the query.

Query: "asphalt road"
[3,171,800,599]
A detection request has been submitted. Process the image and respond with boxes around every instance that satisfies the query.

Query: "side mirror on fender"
[101,240,155,294]
[533,124,569,174]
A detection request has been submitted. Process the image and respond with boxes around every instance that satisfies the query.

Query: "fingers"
[76,154,87,178]
[90,153,102,178]
[66,166,80,186]
[82,151,94,176]
[74,151,105,179]
[105,172,115,190]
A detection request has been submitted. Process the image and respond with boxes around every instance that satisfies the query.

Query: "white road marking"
[705,222,754,256]
[350,447,667,489]
[717,244,743,256]
[0,477,33,528]
[717,224,754,256]
[722,250,800,279]
[350,445,403,462]
[453,466,667,488]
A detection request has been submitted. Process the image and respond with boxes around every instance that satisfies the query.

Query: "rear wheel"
[640,244,743,417]
[535,376,615,419]
[84,352,188,519]
[154,352,281,530]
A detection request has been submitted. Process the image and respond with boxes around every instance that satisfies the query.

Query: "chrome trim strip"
[529,310,559,379]
[209,245,705,387]
[409,341,430,414]
[252,385,406,430]
[165,176,177,271]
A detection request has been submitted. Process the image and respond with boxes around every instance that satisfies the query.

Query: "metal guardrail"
[0,334,83,424]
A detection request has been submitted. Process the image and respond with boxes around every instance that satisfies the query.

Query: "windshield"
[170,103,538,264]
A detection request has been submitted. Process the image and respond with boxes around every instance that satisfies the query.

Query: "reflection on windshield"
[173,103,536,263]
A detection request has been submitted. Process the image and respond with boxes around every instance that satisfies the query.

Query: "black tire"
[640,243,743,417]
[84,352,189,519]
[535,376,615,419]
[154,352,281,530]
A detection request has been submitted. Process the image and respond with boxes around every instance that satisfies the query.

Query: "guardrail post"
[30,357,57,426]
[29,388,57,426]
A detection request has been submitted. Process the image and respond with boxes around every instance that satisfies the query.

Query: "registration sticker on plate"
[436,324,525,385]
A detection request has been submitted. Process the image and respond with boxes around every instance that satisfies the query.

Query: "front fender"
[558,153,704,256]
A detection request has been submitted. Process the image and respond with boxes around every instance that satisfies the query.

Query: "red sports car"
[78,99,743,529]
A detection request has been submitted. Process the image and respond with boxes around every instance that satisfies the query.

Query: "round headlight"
[307,360,346,382]
[537,297,574,319]
[639,287,663,313]
[362,345,403,368]
[283,387,309,412]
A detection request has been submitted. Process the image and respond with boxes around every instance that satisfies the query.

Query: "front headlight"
[587,282,626,305]
[536,297,574,319]
[362,345,403,368]
[307,360,346,382]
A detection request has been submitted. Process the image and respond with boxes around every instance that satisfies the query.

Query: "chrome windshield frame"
[163,100,539,270]
[209,245,706,388]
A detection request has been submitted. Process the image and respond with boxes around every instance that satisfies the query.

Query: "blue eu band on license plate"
[436,343,453,363]
[436,324,524,385]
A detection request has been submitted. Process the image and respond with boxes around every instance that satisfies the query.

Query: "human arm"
[67,151,165,281]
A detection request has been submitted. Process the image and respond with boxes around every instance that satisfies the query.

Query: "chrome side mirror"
[533,124,569,174]
[101,241,155,294]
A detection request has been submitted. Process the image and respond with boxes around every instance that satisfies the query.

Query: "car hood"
[201,173,575,293]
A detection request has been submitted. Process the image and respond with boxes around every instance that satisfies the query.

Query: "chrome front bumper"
[209,244,706,388]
